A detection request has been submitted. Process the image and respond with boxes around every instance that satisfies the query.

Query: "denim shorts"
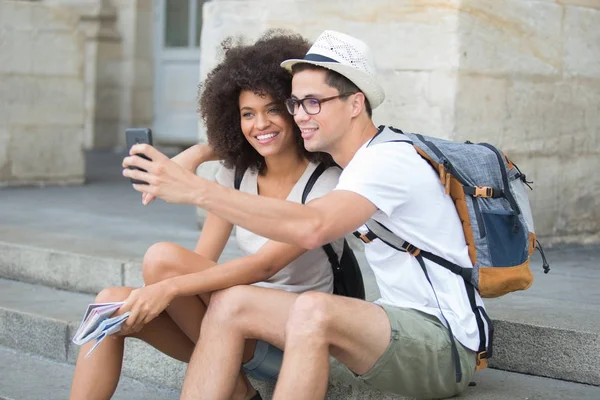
[242,340,283,382]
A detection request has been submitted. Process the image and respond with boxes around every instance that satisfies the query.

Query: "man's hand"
[118,281,176,335]
[141,144,217,206]
[122,144,206,205]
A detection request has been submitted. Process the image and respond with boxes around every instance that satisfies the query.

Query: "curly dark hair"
[198,30,334,173]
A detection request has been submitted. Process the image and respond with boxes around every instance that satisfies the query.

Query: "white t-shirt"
[215,162,342,294]
[335,127,487,352]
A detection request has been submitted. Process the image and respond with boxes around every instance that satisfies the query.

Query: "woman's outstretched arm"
[120,238,309,332]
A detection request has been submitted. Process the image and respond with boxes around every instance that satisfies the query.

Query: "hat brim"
[281,59,385,109]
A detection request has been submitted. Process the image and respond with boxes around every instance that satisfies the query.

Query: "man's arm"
[196,181,376,249]
[122,144,377,249]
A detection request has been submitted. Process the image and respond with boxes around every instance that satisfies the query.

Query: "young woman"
[69,31,342,400]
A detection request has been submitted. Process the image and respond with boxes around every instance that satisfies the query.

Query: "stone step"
[0,229,379,298]
[0,346,180,400]
[0,277,390,398]
[2,345,600,400]
[0,277,402,399]
[1,235,599,386]
[484,245,600,386]
[0,228,243,296]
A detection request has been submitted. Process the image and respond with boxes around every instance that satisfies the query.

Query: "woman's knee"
[286,292,332,338]
[95,286,134,303]
[142,241,180,284]
[206,286,254,324]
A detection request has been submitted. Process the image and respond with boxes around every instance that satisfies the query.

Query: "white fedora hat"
[281,30,385,109]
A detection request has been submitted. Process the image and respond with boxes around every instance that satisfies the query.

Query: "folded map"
[72,302,131,358]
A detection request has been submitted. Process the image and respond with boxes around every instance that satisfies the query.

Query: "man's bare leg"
[180,287,391,400]
[180,286,299,400]
[273,292,391,400]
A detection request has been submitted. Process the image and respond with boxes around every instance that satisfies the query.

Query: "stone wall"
[43,0,154,150]
[454,0,600,242]
[110,0,154,149]
[197,0,600,243]
[0,0,85,186]
[44,0,123,149]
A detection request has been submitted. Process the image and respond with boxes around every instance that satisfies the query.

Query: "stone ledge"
[1,277,598,391]
[490,320,600,385]
[0,242,125,294]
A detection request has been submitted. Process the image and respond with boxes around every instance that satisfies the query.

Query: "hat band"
[304,53,339,63]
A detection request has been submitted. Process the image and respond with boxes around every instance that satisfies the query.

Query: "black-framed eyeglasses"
[284,92,357,116]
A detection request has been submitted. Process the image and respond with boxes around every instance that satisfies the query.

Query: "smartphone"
[125,128,153,185]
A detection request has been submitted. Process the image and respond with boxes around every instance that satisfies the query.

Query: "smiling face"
[239,90,297,159]
[290,69,355,154]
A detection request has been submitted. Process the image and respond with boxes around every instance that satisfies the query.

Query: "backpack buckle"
[359,233,372,243]
[474,186,493,198]
[475,351,489,371]
[404,243,421,257]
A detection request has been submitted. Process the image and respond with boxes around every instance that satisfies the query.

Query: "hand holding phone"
[125,128,153,185]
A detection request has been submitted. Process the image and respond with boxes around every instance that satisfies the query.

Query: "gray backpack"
[353,126,550,381]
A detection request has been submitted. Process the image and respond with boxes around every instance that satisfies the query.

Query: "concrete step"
[485,245,600,386]
[1,234,599,386]
[1,277,600,398]
[0,278,187,390]
[0,227,244,296]
[2,345,600,400]
[0,346,180,400]
[0,228,375,297]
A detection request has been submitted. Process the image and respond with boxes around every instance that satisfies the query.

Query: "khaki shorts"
[332,304,477,399]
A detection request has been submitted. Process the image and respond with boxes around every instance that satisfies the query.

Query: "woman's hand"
[141,143,217,206]
[118,281,176,335]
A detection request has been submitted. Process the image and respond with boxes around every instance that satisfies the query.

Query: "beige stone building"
[1,0,599,243]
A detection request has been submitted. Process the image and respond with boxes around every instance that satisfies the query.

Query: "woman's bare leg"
[71,241,261,400]
[142,242,259,400]
[142,242,215,342]
[69,286,195,400]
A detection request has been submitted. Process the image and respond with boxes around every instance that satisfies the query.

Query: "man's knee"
[286,292,332,338]
[142,241,178,284]
[95,286,133,303]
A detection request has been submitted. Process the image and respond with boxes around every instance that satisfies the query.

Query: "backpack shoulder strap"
[301,163,327,204]
[367,126,413,147]
[357,218,490,374]
[359,219,473,282]
[300,163,343,269]
[234,167,245,190]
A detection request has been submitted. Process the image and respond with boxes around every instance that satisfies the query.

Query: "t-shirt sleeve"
[334,142,422,217]
[214,164,235,189]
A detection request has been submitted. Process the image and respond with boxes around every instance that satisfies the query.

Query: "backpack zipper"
[535,240,551,274]
[415,134,470,185]
[472,197,486,238]
[478,143,521,215]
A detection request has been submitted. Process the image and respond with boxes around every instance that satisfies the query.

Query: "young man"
[123,30,487,399]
